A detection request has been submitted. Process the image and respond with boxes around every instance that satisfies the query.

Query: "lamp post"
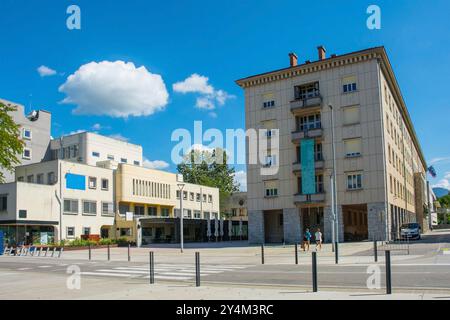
[177,183,185,253]
[329,104,339,245]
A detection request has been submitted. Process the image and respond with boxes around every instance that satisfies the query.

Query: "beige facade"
[113,164,220,245]
[236,46,427,243]
[0,160,115,243]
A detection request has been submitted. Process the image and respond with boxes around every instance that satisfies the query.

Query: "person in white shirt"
[314,228,323,251]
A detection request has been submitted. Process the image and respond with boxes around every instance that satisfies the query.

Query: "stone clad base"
[283,208,301,244]
[248,210,264,244]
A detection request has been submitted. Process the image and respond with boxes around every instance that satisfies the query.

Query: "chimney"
[317,45,327,60]
[289,52,298,67]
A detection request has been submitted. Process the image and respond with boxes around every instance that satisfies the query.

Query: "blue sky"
[0,0,449,191]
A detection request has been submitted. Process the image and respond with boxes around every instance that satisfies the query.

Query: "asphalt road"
[1,230,450,294]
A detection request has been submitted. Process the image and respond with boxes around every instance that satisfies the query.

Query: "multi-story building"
[49,131,143,167]
[112,163,220,246]
[0,160,114,244]
[223,192,248,240]
[236,46,428,244]
[0,98,51,183]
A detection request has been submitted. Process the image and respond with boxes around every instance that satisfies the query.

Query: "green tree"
[438,195,450,208]
[0,102,24,183]
[177,148,239,215]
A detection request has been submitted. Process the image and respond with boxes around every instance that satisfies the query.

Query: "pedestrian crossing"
[80,264,252,281]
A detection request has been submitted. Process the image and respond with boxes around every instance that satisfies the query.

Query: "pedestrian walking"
[303,228,312,251]
[315,228,323,251]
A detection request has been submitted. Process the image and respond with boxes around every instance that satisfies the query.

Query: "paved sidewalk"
[0,270,448,300]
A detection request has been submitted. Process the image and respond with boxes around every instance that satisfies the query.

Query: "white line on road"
[81,272,138,278]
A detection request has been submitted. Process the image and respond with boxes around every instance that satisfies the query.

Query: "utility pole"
[329,105,339,244]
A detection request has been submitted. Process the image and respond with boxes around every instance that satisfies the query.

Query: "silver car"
[400,223,421,240]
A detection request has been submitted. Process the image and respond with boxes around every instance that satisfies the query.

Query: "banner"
[301,139,315,195]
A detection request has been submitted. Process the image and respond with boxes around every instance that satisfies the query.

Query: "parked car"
[400,223,421,240]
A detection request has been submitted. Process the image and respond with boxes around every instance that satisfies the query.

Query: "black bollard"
[88,244,91,261]
[107,244,110,261]
[385,250,392,294]
[335,242,339,264]
[195,252,201,287]
[374,240,378,262]
[295,243,298,265]
[149,252,155,284]
[312,251,318,292]
[261,244,265,265]
[128,243,131,262]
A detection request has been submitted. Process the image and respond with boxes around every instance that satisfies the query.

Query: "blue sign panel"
[301,139,315,195]
[66,173,86,190]
[0,231,4,255]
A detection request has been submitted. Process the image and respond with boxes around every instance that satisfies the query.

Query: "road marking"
[17,268,32,271]
[37,266,52,268]
[81,272,138,278]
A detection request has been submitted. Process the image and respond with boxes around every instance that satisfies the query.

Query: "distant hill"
[434,187,450,198]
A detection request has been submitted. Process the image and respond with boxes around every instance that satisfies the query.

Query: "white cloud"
[173,73,214,95]
[143,159,170,170]
[429,157,450,165]
[433,179,450,190]
[67,129,87,135]
[37,65,57,77]
[108,133,130,142]
[92,123,102,130]
[59,61,169,118]
[233,170,247,192]
[208,112,218,118]
[188,143,215,153]
[173,73,234,111]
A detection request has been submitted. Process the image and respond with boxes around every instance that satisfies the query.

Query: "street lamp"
[177,183,185,253]
[329,104,339,245]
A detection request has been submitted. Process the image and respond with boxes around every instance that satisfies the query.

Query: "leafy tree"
[0,102,24,183]
[177,148,239,215]
[438,195,450,208]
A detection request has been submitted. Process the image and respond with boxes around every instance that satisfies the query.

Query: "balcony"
[294,193,326,204]
[290,95,323,113]
[292,160,325,173]
[291,128,323,143]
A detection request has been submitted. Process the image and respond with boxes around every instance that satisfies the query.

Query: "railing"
[290,95,323,112]
[291,127,323,142]
[293,193,326,204]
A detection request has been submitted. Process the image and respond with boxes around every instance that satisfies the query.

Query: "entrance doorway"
[343,204,368,242]
[301,207,324,241]
[264,210,284,243]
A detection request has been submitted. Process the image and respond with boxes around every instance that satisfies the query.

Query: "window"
[134,205,145,216]
[83,200,97,215]
[23,148,32,160]
[148,206,157,216]
[134,161,140,166]
[196,193,201,202]
[183,191,188,200]
[88,177,97,189]
[232,209,237,217]
[27,175,34,183]
[190,192,195,201]
[66,227,75,238]
[120,228,132,237]
[296,114,321,132]
[347,173,363,190]
[264,154,277,167]
[208,195,212,203]
[36,174,44,185]
[64,199,79,214]
[0,195,7,211]
[101,179,109,190]
[295,82,320,100]
[17,176,24,182]
[261,120,276,137]
[71,145,79,158]
[92,152,100,158]
[23,128,32,140]
[83,227,91,236]
[176,190,181,199]
[19,210,27,218]
[161,208,170,217]
[107,154,115,161]
[343,106,360,125]
[102,202,114,216]
[121,158,128,164]
[194,210,201,219]
[264,180,278,197]
[343,76,357,93]
[344,138,362,157]
[263,100,275,108]
[297,175,324,194]
[47,172,55,185]
[203,194,207,202]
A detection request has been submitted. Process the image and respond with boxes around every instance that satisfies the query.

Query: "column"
[283,208,301,244]
[368,202,388,241]
[248,210,264,244]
